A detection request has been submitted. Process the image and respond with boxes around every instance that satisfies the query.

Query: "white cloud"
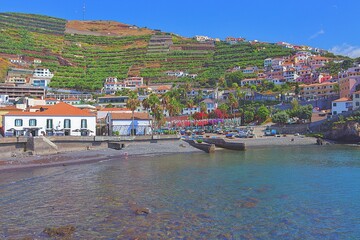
[329,44,360,58]
[309,29,325,39]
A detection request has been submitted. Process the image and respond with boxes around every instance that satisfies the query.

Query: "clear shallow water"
[1,145,360,239]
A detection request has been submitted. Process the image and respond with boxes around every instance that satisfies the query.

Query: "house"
[195,35,211,42]
[299,82,338,100]
[123,77,144,89]
[182,106,200,115]
[63,97,81,105]
[338,75,360,98]
[225,37,245,44]
[331,98,352,115]
[352,91,360,111]
[33,59,42,65]
[0,84,45,99]
[200,98,216,113]
[151,85,172,94]
[308,56,329,68]
[97,107,131,119]
[106,112,152,136]
[3,102,96,137]
[30,68,54,87]
[165,71,185,77]
[240,78,263,87]
[0,95,10,105]
[242,66,258,74]
[264,58,272,68]
[103,77,125,95]
[283,68,299,82]
[45,98,59,105]
[98,95,129,108]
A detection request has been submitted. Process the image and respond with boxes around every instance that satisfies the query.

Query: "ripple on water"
[0,145,360,238]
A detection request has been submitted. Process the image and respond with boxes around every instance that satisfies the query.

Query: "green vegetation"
[0,13,295,90]
[272,101,313,124]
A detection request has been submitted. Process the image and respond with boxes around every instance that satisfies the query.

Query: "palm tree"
[126,91,140,136]
[186,99,194,111]
[228,92,238,119]
[167,97,182,128]
[161,93,171,117]
[147,94,160,138]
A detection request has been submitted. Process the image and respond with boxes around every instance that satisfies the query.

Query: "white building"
[0,95,9,104]
[106,112,152,136]
[283,68,299,82]
[353,91,360,111]
[182,106,200,115]
[3,102,96,137]
[264,58,272,68]
[331,98,352,115]
[30,68,54,87]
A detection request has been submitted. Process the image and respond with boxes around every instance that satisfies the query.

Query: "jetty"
[183,139,216,153]
[203,138,245,151]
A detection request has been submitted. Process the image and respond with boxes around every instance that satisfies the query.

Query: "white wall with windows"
[3,115,96,137]
[331,100,352,115]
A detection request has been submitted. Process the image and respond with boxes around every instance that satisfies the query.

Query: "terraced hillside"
[0,12,66,35]
[0,12,295,90]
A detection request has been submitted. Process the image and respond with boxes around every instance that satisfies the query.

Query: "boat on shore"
[203,138,245,151]
[183,139,215,153]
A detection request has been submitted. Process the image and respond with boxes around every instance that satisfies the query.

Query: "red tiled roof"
[110,112,150,120]
[99,107,130,112]
[63,97,80,101]
[0,106,23,111]
[156,85,171,91]
[5,102,94,116]
[333,97,352,102]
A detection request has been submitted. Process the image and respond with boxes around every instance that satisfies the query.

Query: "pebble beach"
[0,135,319,171]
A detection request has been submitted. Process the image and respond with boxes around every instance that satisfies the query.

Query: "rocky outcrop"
[324,121,360,143]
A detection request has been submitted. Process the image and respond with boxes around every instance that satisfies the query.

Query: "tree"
[228,93,238,118]
[126,91,140,136]
[146,94,161,138]
[244,110,254,123]
[167,97,182,127]
[186,99,194,109]
[218,103,229,116]
[298,105,313,122]
[200,102,207,114]
[272,111,289,124]
[256,105,270,122]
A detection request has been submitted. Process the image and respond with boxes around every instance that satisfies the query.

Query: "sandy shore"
[0,135,319,171]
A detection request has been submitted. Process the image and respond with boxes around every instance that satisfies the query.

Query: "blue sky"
[1,0,359,57]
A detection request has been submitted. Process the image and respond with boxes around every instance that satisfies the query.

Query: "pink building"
[339,76,360,98]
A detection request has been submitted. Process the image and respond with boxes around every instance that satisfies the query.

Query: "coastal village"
[1,40,359,139]
[1,7,360,240]
[0,13,360,148]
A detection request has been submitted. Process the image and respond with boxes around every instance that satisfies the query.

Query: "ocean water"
[0,145,360,239]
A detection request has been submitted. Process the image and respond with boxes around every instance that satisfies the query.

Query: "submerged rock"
[43,225,76,238]
[134,207,151,215]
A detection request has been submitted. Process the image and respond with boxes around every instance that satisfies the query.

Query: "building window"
[356,102,360,107]
[333,103,337,107]
[356,94,360,99]
[46,119,53,129]
[29,119,37,126]
[81,119,87,129]
[15,119,23,126]
[64,119,71,129]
